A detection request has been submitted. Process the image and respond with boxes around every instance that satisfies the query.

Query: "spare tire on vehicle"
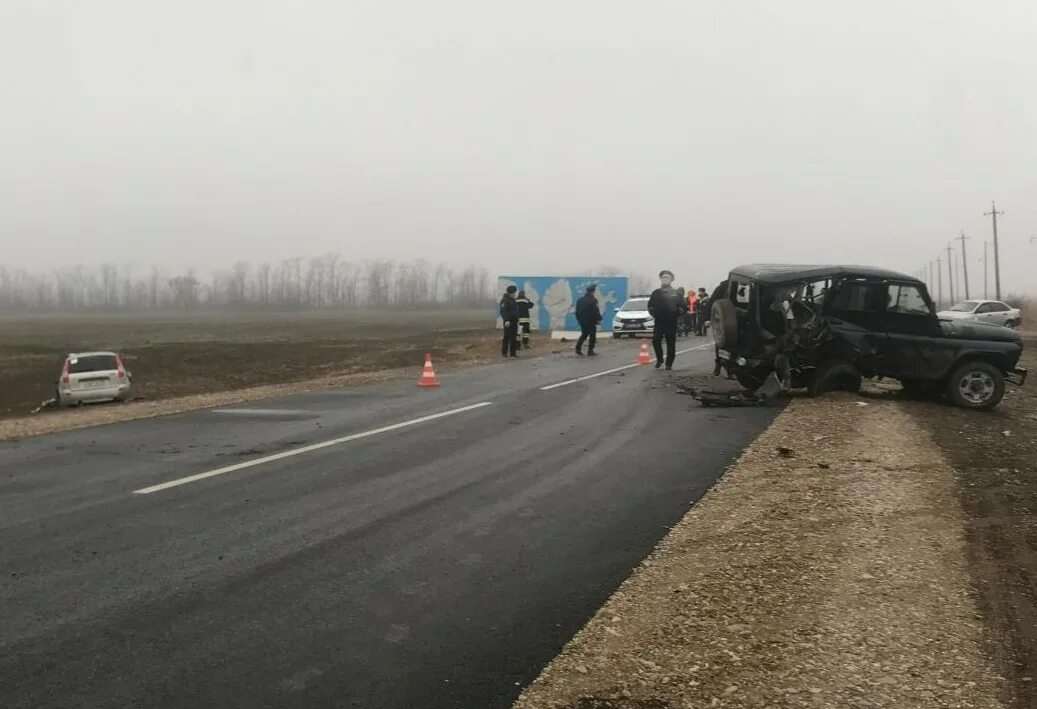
[711,299,739,349]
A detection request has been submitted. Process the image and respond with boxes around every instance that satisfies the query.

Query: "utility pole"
[982,241,989,299]
[956,230,970,300]
[984,201,1004,299]
[945,242,955,304]
[936,255,943,307]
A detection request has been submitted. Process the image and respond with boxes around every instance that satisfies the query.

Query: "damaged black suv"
[710,264,1027,410]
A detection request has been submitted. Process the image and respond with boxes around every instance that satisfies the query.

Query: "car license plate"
[623,323,641,330]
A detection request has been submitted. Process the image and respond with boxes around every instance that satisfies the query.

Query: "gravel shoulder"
[909,340,1037,709]
[515,394,1007,709]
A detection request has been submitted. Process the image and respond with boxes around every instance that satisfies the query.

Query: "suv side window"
[829,281,882,312]
[887,284,931,316]
[825,279,887,330]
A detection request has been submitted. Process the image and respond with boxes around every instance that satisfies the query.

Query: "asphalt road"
[0,339,778,709]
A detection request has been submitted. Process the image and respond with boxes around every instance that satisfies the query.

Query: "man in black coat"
[575,284,602,356]
[499,285,520,358]
[648,269,687,369]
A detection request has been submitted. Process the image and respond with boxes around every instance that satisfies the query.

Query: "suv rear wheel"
[947,361,1004,410]
[808,360,862,396]
[735,366,772,392]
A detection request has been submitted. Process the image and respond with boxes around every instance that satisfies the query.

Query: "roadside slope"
[515,396,1004,708]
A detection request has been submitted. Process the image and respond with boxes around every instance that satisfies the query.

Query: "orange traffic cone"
[418,353,441,388]
[637,342,652,365]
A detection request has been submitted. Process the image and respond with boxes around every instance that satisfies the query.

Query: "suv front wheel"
[947,361,1005,410]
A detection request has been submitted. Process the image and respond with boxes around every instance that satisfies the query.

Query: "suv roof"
[729,263,919,286]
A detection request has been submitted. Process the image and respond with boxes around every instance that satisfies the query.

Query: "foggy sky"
[2,1,1036,293]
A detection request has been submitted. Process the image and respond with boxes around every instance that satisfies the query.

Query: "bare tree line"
[0,257,496,311]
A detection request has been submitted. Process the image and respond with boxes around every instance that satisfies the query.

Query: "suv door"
[880,282,955,380]
[822,278,889,371]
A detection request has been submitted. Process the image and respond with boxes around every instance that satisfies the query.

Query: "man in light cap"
[648,269,686,369]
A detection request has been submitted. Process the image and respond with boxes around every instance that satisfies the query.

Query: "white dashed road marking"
[539,343,713,391]
[133,402,494,494]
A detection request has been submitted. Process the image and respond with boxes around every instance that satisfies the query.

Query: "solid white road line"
[133,402,494,495]
[539,363,642,391]
[539,343,714,391]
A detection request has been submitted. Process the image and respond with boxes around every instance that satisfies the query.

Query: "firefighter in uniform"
[515,290,534,349]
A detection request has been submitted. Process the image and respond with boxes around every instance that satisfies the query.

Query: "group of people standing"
[679,286,711,337]
[499,283,603,358]
[498,286,535,357]
[499,272,711,368]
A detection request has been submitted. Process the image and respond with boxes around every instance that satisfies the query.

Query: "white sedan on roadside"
[937,300,1022,328]
[612,296,654,338]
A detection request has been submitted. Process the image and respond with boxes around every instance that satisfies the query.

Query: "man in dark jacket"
[575,284,602,356]
[499,285,520,358]
[648,269,686,369]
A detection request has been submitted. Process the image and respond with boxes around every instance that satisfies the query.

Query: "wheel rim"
[958,370,995,404]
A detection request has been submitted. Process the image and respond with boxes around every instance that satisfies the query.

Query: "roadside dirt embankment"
[516,395,1009,709]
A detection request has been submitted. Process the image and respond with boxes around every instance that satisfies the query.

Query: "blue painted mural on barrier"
[496,276,629,331]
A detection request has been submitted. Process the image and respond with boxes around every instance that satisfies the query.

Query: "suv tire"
[947,360,1004,410]
[711,299,739,349]
[735,366,772,392]
[808,360,862,396]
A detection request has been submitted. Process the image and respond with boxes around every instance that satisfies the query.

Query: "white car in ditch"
[937,300,1022,329]
[57,352,132,405]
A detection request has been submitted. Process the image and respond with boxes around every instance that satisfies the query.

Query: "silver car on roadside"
[937,300,1022,328]
[57,351,132,405]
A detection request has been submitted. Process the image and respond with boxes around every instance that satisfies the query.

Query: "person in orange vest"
[684,288,698,335]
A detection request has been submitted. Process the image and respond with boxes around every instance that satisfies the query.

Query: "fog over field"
[2,1,1036,296]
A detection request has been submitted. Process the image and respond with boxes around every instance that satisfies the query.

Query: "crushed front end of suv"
[709,264,1027,410]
